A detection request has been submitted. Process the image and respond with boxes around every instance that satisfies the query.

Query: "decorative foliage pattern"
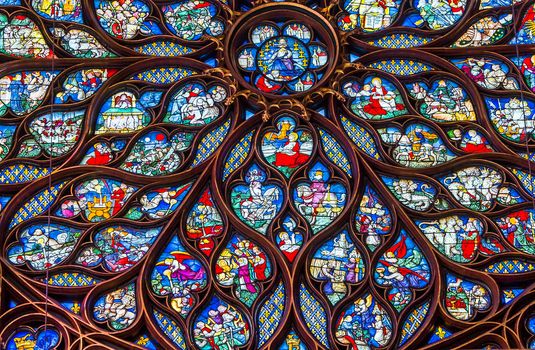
[0,0,535,349]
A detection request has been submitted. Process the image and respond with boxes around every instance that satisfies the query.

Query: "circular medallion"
[226,3,339,98]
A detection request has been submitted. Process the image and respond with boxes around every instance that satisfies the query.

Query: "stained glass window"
[1,0,535,349]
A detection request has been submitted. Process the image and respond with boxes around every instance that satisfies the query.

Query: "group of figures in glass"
[1,0,535,349]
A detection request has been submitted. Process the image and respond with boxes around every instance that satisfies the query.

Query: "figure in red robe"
[449,0,464,14]
[274,132,309,168]
[363,78,404,116]
[86,144,112,165]
[461,131,492,153]
[461,230,479,260]
[111,184,126,215]
[521,55,535,92]
[252,247,268,280]
[257,75,281,93]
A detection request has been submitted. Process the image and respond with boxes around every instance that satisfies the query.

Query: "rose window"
[1,0,535,349]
